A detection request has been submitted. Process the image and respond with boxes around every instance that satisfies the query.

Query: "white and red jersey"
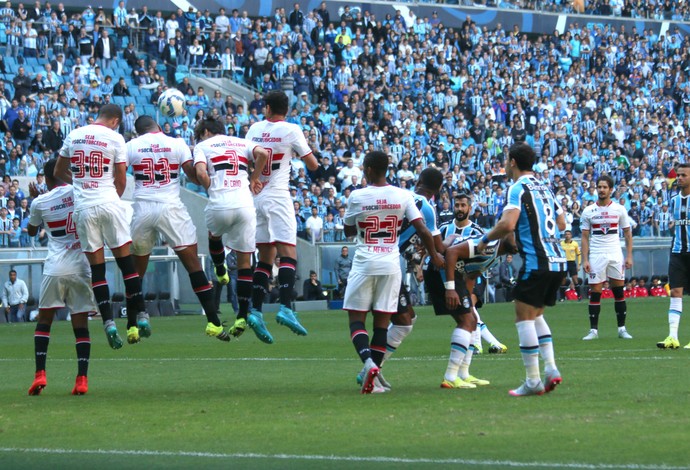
[28,185,90,277]
[58,124,127,211]
[344,185,422,275]
[127,132,191,203]
[244,119,311,193]
[580,200,630,254]
[193,134,256,210]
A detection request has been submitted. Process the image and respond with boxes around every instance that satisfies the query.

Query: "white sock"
[669,297,682,340]
[445,328,470,382]
[382,324,413,364]
[480,322,501,346]
[516,320,540,386]
[534,315,556,373]
[459,338,475,380]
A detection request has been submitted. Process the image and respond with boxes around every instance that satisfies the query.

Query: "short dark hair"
[454,191,472,204]
[417,167,444,192]
[134,115,158,134]
[194,116,226,142]
[362,150,388,176]
[597,175,614,189]
[678,162,690,171]
[97,103,123,122]
[43,158,57,182]
[508,142,536,171]
[265,90,289,116]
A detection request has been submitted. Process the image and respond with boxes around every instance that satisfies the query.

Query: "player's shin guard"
[370,327,388,367]
[34,322,51,372]
[237,269,253,319]
[350,321,371,363]
[612,286,627,327]
[73,328,90,377]
[535,315,556,372]
[252,262,272,312]
[588,291,602,330]
[91,263,113,323]
[189,271,220,326]
[208,238,226,276]
[116,256,146,329]
[278,256,297,308]
[383,324,413,364]
[669,297,682,339]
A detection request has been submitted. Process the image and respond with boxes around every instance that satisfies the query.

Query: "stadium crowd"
[0,1,686,248]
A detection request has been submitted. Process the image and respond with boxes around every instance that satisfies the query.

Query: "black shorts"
[566,261,578,277]
[513,270,567,308]
[424,268,472,316]
[669,253,690,290]
[397,280,412,314]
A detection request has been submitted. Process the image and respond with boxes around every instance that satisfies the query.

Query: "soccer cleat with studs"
[656,336,680,349]
[71,375,88,395]
[28,370,47,396]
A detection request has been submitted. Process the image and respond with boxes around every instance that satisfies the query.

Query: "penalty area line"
[0,447,687,469]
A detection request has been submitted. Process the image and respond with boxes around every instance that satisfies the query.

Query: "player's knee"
[91,263,106,283]
[589,291,601,303]
[611,286,625,301]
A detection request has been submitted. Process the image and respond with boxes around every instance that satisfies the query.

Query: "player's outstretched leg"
[535,315,562,393]
[115,255,149,343]
[230,268,253,337]
[658,297,682,349]
[208,237,229,285]
[510,319,544,397]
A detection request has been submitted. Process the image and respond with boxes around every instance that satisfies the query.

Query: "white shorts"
[74,201,132,253]
[131,200,197,255]
[39,273,98,314]
[343,271,402,314]
[588,252,625,284]
[205,206,256,254]
[255,191,296,245]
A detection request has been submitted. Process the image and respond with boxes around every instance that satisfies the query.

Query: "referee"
[2,269,29,322]
[560,230,581,299]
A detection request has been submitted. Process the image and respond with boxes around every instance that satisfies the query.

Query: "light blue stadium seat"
[130,87,140,97]
[112,96,126,106]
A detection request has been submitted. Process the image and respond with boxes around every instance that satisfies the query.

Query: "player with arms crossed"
[194,116,269,338]
[477,142,566,397]
[657,163,690,349]
[344,151,444,394]
[440,192,507,356]
[356,167,445,389]
[55,104,149,348]
[27,159,96,396]
[127,115,232,342]
[244,90,318,343]
[580,175,634,340]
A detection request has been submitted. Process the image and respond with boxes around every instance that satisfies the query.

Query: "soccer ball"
[157,88,186,117]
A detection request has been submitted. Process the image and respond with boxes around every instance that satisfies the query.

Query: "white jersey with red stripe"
[58,123,128,211]
[344,185,422,276]
[580,200,630,254]
[28,185,90,277]
[127,132,191,203]
[244,119,312,193]
[193,134,256,210]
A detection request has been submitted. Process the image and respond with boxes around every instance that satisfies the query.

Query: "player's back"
[581,201,628,254]
[670,193,690,254]
[127,132,191,203]
[245,119,312,192]
[508,174,565,272]
[346,185,418,275]
[193,134,254,210]
[59,124,127,210]
[29,185,90,277]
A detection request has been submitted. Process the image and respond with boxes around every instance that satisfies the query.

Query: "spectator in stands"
[2,269,28,322]
[162,37,180,84]
[95,29,116,71]
[303,270,326,301]
[113,77,130,97]
[12,67,32,102]
[43,119,64,157]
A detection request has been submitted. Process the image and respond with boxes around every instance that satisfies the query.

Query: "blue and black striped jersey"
[670,194,690,254]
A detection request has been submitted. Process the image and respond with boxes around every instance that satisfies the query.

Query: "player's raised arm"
[478,208,519,252]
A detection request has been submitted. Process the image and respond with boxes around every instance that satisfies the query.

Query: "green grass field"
[1,297,689,469]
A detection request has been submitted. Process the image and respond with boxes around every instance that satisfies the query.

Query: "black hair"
[417,167,444,192]
[194,116,226,142]
[43,158,57,182]
[454,191,473,203]
[362,150,388,177]
[97,103,123,122]
[265,90,289,116]
[597,174,614,189]
[134,115,159,135]
[508,142,536,171]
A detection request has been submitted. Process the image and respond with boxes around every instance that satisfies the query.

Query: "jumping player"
[343,151,444,394]
[54,104,149,348]
[27,159,96,396]
[127,115,232,342]
[244,90,319,344]
[580,175,634,340]
[194,116,269,339]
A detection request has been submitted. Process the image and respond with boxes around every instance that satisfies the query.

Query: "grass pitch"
[1,297,689,469]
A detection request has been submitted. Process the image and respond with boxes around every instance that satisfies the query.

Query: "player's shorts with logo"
[255,191,296,245]
[205,206,256,254]
[513,269,566,308]
[669,253,690,290]
[588,252,625,284]
[131,200,197,255]
[74,200,132,253]
[39,273,98,313]
[397,280,412,314]
[423,268,473,316]
[343,271,402,314]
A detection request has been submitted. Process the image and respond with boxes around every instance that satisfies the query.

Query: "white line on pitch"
[0,447,687,469]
